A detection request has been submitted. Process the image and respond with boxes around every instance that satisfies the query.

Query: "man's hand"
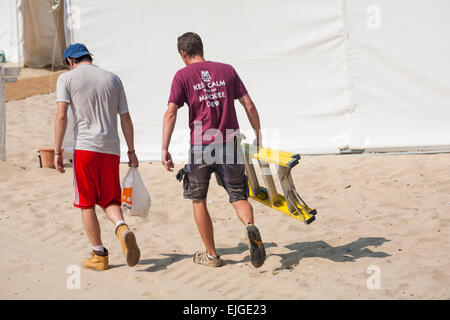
[253,133,262,147]
[162,149,174,172]
[54,154,65,173]
[128,151,139,168]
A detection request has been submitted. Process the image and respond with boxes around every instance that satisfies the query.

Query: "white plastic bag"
[121,167,151,218]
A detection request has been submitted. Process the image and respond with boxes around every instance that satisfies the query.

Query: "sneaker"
[115,224,140,266]
[246,224,266,268]
[81,249,109,271]
[193,251,222,267]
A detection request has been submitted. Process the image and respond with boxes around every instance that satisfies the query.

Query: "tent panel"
[70,0,349,161]
[346,0,450,151]
[0,0,21,63]
[65,0,450,160]
[22,0,65,67]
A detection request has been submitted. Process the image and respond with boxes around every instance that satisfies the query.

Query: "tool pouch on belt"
[176,166,189,191]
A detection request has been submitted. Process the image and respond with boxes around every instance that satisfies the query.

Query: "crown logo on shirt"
[201,70,211,83]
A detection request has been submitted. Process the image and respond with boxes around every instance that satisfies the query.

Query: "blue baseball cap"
[63,43,92,63]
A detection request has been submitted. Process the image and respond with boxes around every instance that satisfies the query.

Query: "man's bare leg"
[231,200,254,225]
[103,203,140,266]
[193,200,218,256]
[81,207,102,247]
[103,204,125,225]
[80,207,108,270]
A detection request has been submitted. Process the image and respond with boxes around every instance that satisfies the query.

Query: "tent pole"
[15,0,23,66]
[0,66,21,161]
[0,66,6,161]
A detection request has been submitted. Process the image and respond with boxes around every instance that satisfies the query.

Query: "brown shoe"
[81,250,109,271]
[246,224,266,268]
[193,251,222,267]
[115,224,140,266]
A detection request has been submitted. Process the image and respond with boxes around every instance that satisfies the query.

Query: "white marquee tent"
[0,0,66,68]
[1,0,450,161]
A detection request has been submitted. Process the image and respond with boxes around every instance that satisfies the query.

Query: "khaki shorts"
[180,163,249,202]
[177,139,249,202]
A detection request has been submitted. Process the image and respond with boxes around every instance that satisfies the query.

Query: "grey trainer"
[246,224,266,268]
[193,251,222,267]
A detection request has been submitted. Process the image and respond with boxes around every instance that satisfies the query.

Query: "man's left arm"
[238,94,262,146]
[54,101,69,173]
[120,112,139,168]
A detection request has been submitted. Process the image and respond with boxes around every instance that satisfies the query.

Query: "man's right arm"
[161,103,179,171]
[238,94,262,146]
[54,101,69,173]
[54,75,70,173]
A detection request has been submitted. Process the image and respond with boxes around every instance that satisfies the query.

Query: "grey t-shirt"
[56,64,129,156]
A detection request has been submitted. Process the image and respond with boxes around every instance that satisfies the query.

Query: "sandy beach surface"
[4,65,65,102]
[0,92,449,299]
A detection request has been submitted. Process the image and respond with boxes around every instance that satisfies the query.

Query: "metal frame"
[242,143,317,224]
[0,66,21,161]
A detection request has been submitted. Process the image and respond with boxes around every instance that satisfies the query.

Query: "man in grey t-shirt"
[56,62,129,155]
[54,43,140,271]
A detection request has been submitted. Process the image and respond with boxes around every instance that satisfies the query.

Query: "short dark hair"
[177,32,203,58]
[65,54,93,65]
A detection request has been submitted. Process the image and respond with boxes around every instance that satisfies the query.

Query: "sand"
[0,92,449,300]
[4,65,66,102]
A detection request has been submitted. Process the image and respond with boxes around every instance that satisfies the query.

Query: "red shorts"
[73,150,122,209]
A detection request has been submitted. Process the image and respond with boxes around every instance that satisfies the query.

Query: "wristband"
[127,150,135,154]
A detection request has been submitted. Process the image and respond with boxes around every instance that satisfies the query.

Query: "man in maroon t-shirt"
[162,32,266,268]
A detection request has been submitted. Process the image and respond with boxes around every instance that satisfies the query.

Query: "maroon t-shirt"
[168,61,248,145]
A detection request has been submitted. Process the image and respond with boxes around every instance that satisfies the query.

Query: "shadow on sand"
[136,237,390,272]
[136,242,278,272]
[273,237,391,271]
